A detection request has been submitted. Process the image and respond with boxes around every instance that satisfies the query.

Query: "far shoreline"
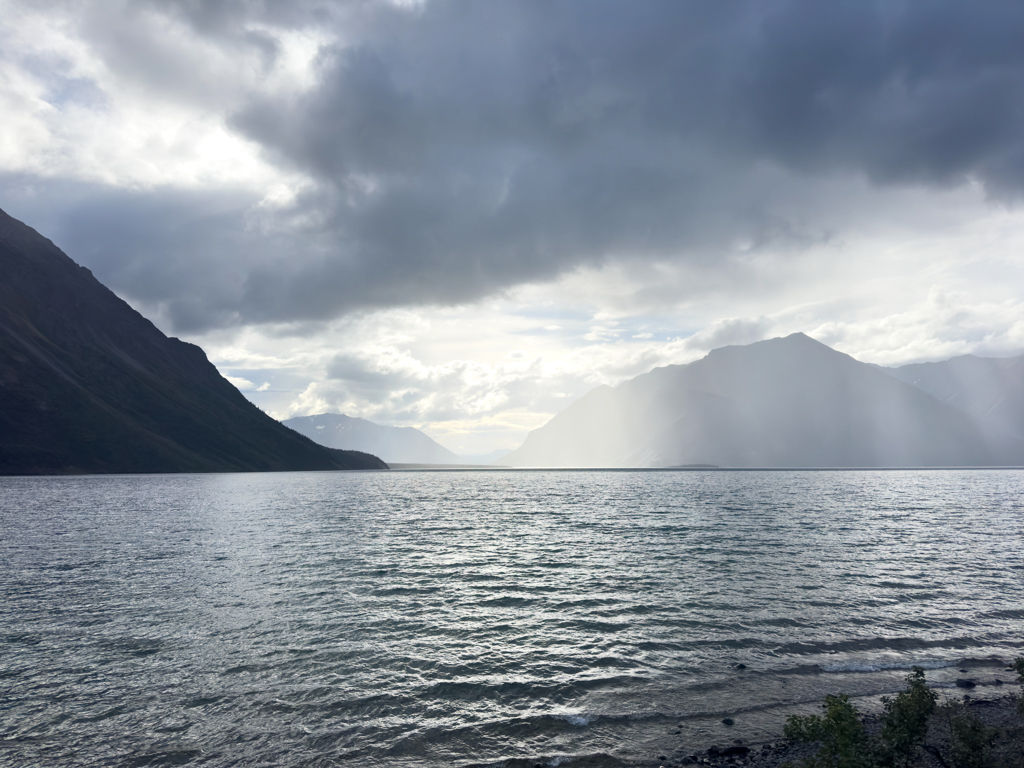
[386,464,1024,471]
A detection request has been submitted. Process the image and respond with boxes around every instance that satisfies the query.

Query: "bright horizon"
[3,1,1024,455]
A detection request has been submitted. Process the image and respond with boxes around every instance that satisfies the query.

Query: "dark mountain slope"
[284,413,461,464]
[888,354,1024,440]
[504,333,1021,468]
[0,208,386,474]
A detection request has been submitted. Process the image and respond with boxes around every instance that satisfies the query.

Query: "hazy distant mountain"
[888,354,1024,440]
[503,333,1023,468]
[284,413,463,464]
[458,449,513,465]
[0,208,387,474]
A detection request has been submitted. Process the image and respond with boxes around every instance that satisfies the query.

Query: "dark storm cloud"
[5,0,1024,331]
[0,178,271,332]
[236,0,1024,188]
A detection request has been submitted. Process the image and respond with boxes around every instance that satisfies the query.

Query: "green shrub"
[784,668,935,768]
[784,660,1024,768]
[784,693,876,768]
[879,667,937,767]
[944,703,999,768]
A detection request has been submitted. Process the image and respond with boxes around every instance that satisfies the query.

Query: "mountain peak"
[504,333,1020,468]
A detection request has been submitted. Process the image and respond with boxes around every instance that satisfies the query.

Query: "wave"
[822,659,957,673]
[556,713,598,727]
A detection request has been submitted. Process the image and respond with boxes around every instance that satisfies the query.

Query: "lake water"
[1,469,1022,767]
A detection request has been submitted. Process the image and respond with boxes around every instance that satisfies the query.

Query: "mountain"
[0,208,387,474]
[503,333,1024,468]
[284,413,462,464]
[284,414,514,465]
[887,354,1024,440]
[458,449,513,465]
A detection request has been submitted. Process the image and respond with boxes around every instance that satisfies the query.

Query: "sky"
[2,0,1024,455]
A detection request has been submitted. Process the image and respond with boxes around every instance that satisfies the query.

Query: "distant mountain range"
[0,208,387,474]
[885,354,1024,441]
[283,413,512,465]
[284,413,461,464]
[503,333,1024,468]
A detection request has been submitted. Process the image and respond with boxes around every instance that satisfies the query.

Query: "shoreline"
[645,689,1021,768]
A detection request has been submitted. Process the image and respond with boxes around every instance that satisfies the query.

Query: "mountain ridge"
[284,413,515,465]
[0,207,387,474]
[504,333,1023,468]
[887,353,1024,440]
[284,413,462,464]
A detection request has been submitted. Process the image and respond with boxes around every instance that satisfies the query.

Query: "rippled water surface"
[2,470,1022,767]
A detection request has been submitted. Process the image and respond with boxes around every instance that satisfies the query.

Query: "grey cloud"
[233,0,1024,184]
[223,0,1024,322]
[731,1,1024,189]
[310,356,593,428]
[684,317,778,353]
[0,179,263,332]
[326,353,413,389]
[6,0,1024,331]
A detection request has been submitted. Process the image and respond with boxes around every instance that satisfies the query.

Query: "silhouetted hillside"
[0,208,387,474]
[504,333,1024,468]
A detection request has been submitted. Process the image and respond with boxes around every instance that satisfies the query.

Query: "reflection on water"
[1,470,1022,767]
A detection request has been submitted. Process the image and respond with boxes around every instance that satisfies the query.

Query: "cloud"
[811,290,1024,365]
[274,310,768,434]
[309,291,1024,419]
[190,265,1024,455]
[225,375,256,390]
[224,374,273,393]
[3,0,1024,333]
[679,316,776,352]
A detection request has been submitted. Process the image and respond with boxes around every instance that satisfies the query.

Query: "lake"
[1,469,1022,767]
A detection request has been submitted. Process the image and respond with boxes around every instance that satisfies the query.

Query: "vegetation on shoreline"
[782,659,1024,768]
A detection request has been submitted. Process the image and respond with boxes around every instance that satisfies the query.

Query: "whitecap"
[558,713,597,726]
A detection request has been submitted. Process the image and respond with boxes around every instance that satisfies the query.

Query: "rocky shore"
[651,691,1021,768]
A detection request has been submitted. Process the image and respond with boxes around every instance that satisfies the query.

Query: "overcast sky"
[3,0,1024,454]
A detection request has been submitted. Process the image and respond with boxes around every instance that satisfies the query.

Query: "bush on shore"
[782,659,1024,768]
